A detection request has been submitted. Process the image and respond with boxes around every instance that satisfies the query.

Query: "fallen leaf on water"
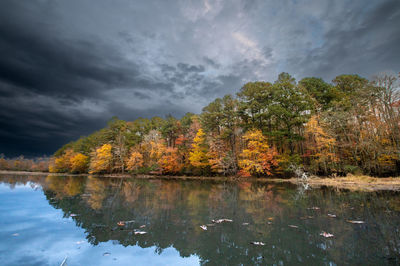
[103,252,111,256]
[327,214,337,218]
[320,231,334,238]
[267,217,274,221]
[250,241,266,246]
[139,225,146,228]
[308,207,320,210]
[267,222,272,225]
[117,221,125,226]
[70,214,78,217]
[200,225,207,231]
[134,231,147,235]
[347,220,365,224]
[288,225,299,228]
[212,218,233,224]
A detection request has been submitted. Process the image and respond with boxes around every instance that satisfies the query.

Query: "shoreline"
[1,170,400,191]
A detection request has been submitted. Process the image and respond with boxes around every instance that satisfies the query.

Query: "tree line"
[48,72,400,177]
[0,154,50,172]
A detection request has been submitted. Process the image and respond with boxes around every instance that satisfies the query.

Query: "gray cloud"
[0,0,399,156]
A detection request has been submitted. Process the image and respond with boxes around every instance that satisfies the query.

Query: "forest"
[3,72,399,178]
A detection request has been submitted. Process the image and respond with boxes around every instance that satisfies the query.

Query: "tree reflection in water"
[0,174,399,265]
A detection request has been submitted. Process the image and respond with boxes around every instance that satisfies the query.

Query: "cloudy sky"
[0,0,399,157]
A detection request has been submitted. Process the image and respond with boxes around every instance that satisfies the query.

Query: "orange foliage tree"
[238,129,278,177]
[126,151,144,172]
[158,147,183,174]
[89,144,113,174]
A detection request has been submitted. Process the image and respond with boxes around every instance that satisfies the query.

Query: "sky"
[0,0,399,157]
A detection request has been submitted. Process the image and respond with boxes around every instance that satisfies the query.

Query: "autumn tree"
[208,137,236,175]
[304,115,337,175]
[0,156,9,170]
[89,144,113,174]
[158,147,183,174]
[49,149,74,173]
[238,129,278,177]
[189,129,210,171]
[70,153,89,173]
[126,151,144,172]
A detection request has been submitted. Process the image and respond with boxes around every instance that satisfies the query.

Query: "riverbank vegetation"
[43,72,400,177]
[0,155,49,172]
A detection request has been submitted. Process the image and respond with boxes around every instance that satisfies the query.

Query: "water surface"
[0,173,399,265]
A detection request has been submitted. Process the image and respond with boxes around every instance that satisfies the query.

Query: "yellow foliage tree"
[126,151,144,172]
[189,129,210,169]
[304,115,337,174]
[49,149,74,173]
[238,129,278,176]
[70,153,89,173]
[89,144,113,174]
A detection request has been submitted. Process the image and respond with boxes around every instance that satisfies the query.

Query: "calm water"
[0,174,399,265]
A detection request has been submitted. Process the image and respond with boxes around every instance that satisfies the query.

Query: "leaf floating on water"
[250,241,266,246]
[200,225,207,231]
[134,231,147,235]
[327,214,337,218]
[117,221,125,226]
[347,220,365,224]
[103,252,111,256]
[320,231,334,238]
[267,222,272,225]
[139,225,146,228]
[308,207,320,210]
[267,217,274,221]
[70,214,78,217]
[288,225,299,228]
[212,218,233,224]
[125,220,135,224]
[242,223,249,226]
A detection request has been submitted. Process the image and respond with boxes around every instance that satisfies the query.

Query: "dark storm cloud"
[286,0,400,80]
[0,0,399,156]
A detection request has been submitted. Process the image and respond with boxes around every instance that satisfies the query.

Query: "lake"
[0,173,399,265]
